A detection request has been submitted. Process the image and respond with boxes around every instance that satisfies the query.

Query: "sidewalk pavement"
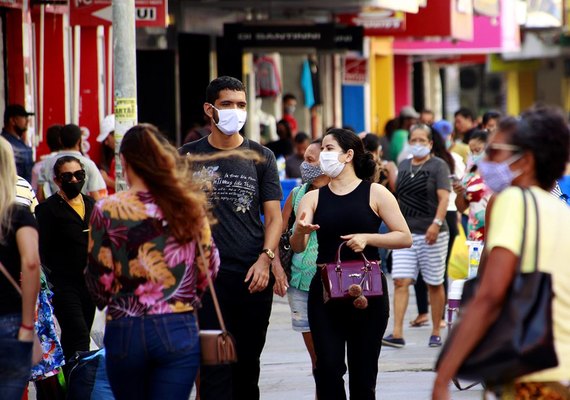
[28,276,482,399]
[259,275,484,399]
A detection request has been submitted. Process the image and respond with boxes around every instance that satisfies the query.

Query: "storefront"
[220,22,363,141]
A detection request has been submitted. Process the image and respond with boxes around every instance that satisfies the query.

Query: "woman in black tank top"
[290,129,412,400]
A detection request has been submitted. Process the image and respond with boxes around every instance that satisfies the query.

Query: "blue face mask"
[468,152,484,166]
[478,154,522,193]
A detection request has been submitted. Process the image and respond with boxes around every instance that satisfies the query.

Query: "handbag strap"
[526,189,541,272]
[335,241,371,265]
[516,189,528,275]
[0,261,23,296]
[517,188,541,274]
[194,235,228,333]
[288,185,304,230]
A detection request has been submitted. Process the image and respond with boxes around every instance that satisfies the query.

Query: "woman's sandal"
[409,315,429,327]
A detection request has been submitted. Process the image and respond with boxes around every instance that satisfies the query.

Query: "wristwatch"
[261,248,275,261]
[432,218,443,227]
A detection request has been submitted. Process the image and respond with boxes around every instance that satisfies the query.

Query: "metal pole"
[38,4,44,143]
[72,25,80,125]
[113,0,138,192]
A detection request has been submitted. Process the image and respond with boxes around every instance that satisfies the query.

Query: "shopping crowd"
[0,75,569,400]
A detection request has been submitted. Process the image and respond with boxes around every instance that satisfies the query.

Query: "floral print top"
[461,171,492,242]
[85,191,219,320]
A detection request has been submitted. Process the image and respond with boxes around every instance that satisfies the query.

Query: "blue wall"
[342,85,365,133]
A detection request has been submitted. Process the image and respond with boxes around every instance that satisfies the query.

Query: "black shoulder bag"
[436,188,558,385]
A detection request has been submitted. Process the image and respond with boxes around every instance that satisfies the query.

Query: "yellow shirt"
[450,141,470,165]
[486,186,570,382]
[68,196,85,220]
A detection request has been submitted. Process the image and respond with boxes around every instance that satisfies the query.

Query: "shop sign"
[334,26,364,51]
[474,0,499,17]
[524,0,562,28]
[336,10,406,35]
[224,23,336,49]
[374,0,419,13]
[224,24,363,51]
[70,0,168,27]
[0,0,23,8]
[343,57,368,84]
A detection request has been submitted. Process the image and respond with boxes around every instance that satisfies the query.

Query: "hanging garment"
[301,59,315,109]
[255,57,282,98]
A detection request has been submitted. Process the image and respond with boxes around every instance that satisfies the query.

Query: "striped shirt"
[16,176,38,213]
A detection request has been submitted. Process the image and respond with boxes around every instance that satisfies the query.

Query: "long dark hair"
[120,124,206,242]
[325,128,376,180]
[430,128,455,175]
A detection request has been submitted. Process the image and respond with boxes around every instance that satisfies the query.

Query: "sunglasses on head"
[58,170,86,183]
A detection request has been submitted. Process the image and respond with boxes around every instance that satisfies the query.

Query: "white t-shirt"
[448,152,465,212]
[38,150,107,197]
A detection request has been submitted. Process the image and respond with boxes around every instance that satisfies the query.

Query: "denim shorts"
[287,287,310,333]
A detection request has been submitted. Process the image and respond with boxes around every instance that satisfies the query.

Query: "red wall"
[5,8,25,105]
[394,55,411,115]
[33,11,67,158]
[78,26,102,165]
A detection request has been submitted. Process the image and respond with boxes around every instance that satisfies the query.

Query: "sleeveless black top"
[313,181,383,264]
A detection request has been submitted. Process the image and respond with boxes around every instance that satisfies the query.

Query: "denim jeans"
[0,313,33,400]
[104,312,200,400]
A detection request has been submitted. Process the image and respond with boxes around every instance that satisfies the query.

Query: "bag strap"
[527,189,540,272]
[335,241,371,265]
[194,236,228,333]
[0,261,22,296]
[288,185,303,230]
[516,189,528,274]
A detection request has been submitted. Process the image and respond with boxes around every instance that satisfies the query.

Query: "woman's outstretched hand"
[295,211,320,235]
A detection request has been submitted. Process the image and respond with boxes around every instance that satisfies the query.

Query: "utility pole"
[113,0,138,192]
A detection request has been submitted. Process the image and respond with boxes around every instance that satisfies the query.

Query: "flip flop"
[409,317,429,327]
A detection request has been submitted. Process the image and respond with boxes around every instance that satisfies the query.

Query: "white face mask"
[210,105,247,136]
[410,144,431,159]
[319,151,345,178]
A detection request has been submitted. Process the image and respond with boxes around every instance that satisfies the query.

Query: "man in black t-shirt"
[179,76,282,400]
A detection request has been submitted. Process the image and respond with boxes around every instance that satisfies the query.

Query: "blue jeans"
[104,312,200,400]
[0,313,33,400]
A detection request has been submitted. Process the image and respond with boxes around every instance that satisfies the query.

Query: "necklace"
[410,158,429,178]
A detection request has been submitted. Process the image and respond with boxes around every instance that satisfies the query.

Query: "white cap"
[96,114,115,142]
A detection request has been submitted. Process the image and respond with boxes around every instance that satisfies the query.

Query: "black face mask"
[61,180,85,199]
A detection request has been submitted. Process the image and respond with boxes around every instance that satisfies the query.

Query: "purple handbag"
[320,241,383,309]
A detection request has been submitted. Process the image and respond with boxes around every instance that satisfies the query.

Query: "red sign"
[336,10,406,36]
[0,0,23,8]
[70,0,168,27]
[343,57,368,84]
